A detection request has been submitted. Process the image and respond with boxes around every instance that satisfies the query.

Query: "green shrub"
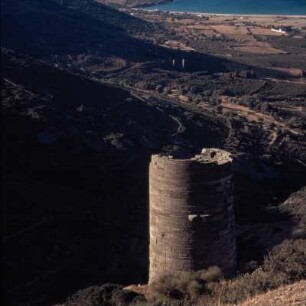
[65,283,143,306]
[195,266,223,282]
[150,239,306,305]
[151,267,222,303]
[151,273,190,300]
[186,279,206,301]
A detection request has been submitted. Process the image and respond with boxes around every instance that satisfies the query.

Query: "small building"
[271,28,286,34]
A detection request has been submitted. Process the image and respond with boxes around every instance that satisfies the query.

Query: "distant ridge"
[95,0,171,8]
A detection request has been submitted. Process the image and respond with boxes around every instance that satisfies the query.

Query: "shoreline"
[133,8,306,18]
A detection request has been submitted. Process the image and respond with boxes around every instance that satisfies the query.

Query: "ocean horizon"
[147,0,306,16]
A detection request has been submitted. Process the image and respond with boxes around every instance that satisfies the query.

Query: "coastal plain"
[129,10,306,78]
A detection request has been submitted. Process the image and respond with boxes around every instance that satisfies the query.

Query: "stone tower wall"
[149,149,236,284]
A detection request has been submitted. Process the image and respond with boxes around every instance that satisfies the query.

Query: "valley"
[1,1,306,305]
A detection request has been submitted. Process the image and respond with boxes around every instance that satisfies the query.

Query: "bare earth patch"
[160,40,195,51]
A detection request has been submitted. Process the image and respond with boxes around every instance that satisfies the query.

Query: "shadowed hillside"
[3,47,305,306]
[1,0,157,59]
[1,0,229,73]
[2,50,227,305]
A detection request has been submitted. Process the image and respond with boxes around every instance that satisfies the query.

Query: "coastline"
[133,8,306,18]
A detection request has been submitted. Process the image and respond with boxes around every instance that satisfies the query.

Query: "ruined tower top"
[149,148,236,284]
[153,148,232,164]
[197,148,232,164]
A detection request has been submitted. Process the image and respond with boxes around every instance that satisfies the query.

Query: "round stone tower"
[149,148,236,284]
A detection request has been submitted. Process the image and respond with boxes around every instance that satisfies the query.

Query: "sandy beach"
[133,8,306,19]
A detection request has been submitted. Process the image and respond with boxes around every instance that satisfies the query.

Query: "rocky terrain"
[2,0,306,305]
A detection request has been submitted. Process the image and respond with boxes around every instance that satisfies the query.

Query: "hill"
[2,49,227,305]
[1,0,229,75]
[239,280,306,306]
[1,0,158,59]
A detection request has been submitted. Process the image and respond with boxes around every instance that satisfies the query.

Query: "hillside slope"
[2,49,227,305]
[1,0,159,59]
[1,0,229,75]
[239,280,306,306]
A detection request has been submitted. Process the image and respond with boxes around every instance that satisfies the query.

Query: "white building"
[271,28,286,34]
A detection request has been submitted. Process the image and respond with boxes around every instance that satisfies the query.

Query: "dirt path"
[170,115,186,136]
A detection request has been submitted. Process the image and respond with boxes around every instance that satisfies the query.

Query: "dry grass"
[249,27,285,36]
[210,25,249,35]
[239,280,306,306]
[233,45,285,54]
[160,40,195,51]
[149,239,306,306]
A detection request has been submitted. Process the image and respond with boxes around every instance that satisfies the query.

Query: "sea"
[147,0,306,15]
